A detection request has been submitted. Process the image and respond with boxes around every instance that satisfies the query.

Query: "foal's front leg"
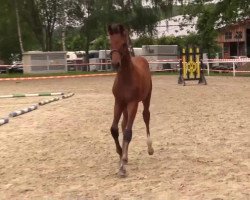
[110,100,124,157]
[119,102,138,177]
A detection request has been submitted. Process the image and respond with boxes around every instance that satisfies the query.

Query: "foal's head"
[108,24,129,69]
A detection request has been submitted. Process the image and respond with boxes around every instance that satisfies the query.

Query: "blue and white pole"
[0,118,9,126]
[9,105,38,117]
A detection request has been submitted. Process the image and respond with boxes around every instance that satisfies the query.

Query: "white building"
[156,15,198,37]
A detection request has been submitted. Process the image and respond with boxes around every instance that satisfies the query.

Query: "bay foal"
[108,24,154,177]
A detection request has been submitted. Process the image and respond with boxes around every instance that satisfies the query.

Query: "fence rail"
[1,58,250,77]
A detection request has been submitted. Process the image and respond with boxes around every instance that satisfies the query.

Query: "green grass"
[152,71,179,76]
[206,71,250,77]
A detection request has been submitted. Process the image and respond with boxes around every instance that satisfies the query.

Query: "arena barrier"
[0,92,64,99]
[1,58,250,82]
[9,105,38,117]
[0,118,9,126]
[202,58,250,76]
[178,47,207,86]
[0,73,116,81]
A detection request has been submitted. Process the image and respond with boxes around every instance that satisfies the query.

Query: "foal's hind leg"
[110,100,124,158]
[143,92,154,155]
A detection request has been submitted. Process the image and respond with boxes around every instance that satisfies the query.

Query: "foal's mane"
[108,24,126,36]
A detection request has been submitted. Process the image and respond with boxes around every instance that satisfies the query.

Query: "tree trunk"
[14,0,24,53]
[62,26,66,51]
[42,25,46,51]
[61,0,66,51]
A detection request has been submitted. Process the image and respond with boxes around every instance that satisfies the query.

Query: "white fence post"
[207,62,210,76]
[233,62,236,77]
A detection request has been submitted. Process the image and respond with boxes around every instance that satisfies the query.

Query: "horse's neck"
[120,53,133,73]
[116,55,134,84]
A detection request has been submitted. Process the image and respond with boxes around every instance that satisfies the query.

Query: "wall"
[23,51,67,74]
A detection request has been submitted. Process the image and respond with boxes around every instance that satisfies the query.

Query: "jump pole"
[9,105,38,117]
[62,93,75,99]
[39,97,60,106]
[0,92,64,99]
[0,118,9,126]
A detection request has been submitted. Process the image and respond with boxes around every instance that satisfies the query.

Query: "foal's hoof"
[147,138,154,155]
[148,147,154,155]
[118,168,127,178]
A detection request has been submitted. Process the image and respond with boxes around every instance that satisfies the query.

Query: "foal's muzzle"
[110,49,122,70]
[111,62,121,70]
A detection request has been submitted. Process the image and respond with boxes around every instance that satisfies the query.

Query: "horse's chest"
[113,83,139,102]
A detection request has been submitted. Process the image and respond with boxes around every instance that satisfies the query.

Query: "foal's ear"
[119,24,125,34]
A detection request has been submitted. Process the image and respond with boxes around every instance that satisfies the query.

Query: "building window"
[224,46,229,53]
[235,31,242,39]
[225,32,232,40]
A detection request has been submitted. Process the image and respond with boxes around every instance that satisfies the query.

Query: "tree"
[133,36,156,47]
[0,0,21,63]
[57,0,67,51]
[20,0,65,51]
[196,8,220,58]
[67,0,105,62]
[183,0,235,58]
[213,0,250,26]
[66,0,176,58]
[14,0,24,53]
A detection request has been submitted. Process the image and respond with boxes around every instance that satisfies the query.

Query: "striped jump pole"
[9,105,38,117]
[62,93,75,99]
[0,92,64,99]
[0,118,9,126]
[39,97,60,106]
